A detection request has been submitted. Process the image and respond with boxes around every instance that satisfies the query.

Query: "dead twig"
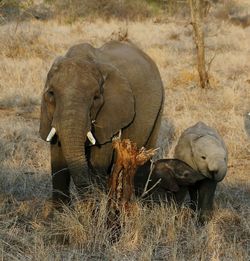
[140,160,162,198]
[207,49,218,73]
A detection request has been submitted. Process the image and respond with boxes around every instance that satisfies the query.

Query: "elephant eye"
[201,156,206,160]
[93,92,100,100]
[45,90,55,103]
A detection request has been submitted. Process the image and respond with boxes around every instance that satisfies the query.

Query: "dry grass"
[46,0,161,22]
[0,1,250,260]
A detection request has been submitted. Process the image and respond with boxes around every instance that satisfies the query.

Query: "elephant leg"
[51,142,71,205]
[173,187,188,205]
[196,179,217,224]
[189,185,199,212]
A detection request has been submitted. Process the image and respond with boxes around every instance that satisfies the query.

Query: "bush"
[45,0,162,22]
[0,0,21,20]
[0,0,36,22]
[213,0,246,20]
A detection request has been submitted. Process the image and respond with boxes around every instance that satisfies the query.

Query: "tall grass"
[0,0,249,259]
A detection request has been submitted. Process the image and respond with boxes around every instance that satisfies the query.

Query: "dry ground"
[0,2,249,260]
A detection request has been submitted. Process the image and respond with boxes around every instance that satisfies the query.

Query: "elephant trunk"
[59,109,92,195]
[214,163,227,182]
[208,159,227,182]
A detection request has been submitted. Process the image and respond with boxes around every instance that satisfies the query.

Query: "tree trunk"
[189,0,210,89]
[107,139,155,242]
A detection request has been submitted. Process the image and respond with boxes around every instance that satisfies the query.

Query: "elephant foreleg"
[189,184,199,212]
[51,141,71,206]
[195,179,217,224]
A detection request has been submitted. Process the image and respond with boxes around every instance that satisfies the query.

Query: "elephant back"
[98,41,165,149]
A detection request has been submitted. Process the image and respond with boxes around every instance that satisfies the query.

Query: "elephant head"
[39,56,135,192]
[151,159,206,192]
[174,122,228,182]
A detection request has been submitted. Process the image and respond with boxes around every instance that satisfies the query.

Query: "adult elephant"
[174,122,228,223]
[39,40,165,204]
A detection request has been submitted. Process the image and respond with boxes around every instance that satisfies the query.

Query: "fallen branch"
[140,160,162,198]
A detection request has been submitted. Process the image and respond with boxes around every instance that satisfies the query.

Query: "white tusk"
[87,131,96,145]
[118,129,122,139]
[46,127,56,142]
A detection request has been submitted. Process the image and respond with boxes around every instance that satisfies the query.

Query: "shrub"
[45,0,162,22]
[0,0,35,21]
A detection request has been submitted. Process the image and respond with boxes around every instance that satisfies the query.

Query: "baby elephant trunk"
[208,159,227,182]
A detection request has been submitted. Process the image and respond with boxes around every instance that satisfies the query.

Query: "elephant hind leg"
[51,143,71,206]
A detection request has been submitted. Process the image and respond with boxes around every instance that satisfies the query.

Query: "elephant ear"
[174,132,202,171]
[39,93,51,141]
[39,56,63,141]
[94,64,135,144]
[156,170,180,192]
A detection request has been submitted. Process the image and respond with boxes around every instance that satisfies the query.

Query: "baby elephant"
[142,159,206,198]
[174,121,228,223]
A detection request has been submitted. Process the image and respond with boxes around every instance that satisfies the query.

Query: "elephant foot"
[189,200,198,213]
[197,210,213,226]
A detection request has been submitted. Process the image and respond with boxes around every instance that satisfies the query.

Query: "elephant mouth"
[213,174,225,182]
[50,133,58,145]
[209,171,217,180]
[199,169,225,182]
[197,168,214,180]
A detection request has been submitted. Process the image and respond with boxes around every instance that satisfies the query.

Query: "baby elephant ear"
[160,174,180,192]
[94,63,135,144]
[153,168,180,192]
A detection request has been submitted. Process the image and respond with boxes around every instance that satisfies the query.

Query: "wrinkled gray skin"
[174,121,228,223]
[39,40,164,204]
[137,159,206,198]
